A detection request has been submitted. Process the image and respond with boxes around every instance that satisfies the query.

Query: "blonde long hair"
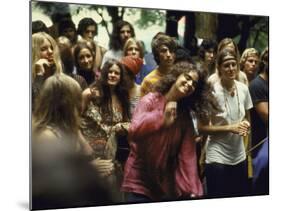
[123,38,144,58]
[32,74,82,137]
[32,32,63,81]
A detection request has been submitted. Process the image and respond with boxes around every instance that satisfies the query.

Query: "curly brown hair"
[155,61,220,124]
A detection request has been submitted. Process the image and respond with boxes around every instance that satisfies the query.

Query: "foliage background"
[32,1,268,53]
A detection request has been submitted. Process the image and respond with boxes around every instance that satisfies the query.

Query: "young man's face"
[158,45,175,67]
[62,27,76,43]
[204,48,215,64]
[82,25,96,41]
[119,25,132,45]
[244,55,259,77]
[219,58,238,81]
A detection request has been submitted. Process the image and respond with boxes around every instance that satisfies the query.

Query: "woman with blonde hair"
[32,32,63,108]
[32,32,63,81]
[208,38,248,86]
[32,74,114,209]
[32,74,82,142]
[198,48,253,198]
[123,38,154,85]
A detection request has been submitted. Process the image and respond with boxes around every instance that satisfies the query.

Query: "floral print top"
[80,102,128,160]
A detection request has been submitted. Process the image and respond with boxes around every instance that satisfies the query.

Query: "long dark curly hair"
[90,59,130,122]
[154,61,220,124]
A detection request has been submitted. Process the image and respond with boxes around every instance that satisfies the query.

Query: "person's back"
[32,74,115,209]
[32,127,114,210]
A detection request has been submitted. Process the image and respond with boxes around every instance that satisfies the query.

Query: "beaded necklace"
[223,82,241,122]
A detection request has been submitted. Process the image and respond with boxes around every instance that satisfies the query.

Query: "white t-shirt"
[100,49,123,68]
[205,80,253,165]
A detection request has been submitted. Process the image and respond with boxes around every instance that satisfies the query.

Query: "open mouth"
[181,87,190,94]
[47,57,54,63]
[108,78,118,83]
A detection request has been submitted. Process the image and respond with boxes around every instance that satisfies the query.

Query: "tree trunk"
[195,13,217,40]
[165,10,184,38]
[238,16,250,53]
[107,6,122,25]
[183,11,196,56]
[217,14,240,41]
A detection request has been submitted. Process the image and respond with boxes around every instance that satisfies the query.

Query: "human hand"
[230,120,251,136]
[239,120,251,136]
[34,58,52,76]
[163,101,177,127]
[194,136,203,143]
[91,158,114,177]
[81,87,99,113]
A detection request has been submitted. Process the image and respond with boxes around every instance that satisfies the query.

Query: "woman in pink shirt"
[122,61,210,202]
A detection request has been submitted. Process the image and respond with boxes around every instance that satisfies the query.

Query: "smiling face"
[107,64,121,86]
[40,38,54,64]
[78,48,94,71]
[219,57,238,82]
[174,71,199,98]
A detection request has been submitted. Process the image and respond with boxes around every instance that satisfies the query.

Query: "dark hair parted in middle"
[155,61,220,119]
[73,42,95,69]
[90,59,131,121]
[77,17,98,36]
[198,39,217,60]
[151,34,177,65]
[109,20,135,51]
[32,20,49,34]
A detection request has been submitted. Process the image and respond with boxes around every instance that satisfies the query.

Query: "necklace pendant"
[230,91,235,97]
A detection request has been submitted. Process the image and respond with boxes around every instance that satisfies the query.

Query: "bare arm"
[198,119,250,137]
[255,102,269,126]
[81,87,99,114]
[77,130,94,156]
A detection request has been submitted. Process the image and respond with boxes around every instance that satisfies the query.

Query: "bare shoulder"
[35,128,60,144]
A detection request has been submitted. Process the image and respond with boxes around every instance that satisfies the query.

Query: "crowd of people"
[31,12,269,209]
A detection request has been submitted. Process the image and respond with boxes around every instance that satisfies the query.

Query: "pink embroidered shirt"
[121,92,203,200]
